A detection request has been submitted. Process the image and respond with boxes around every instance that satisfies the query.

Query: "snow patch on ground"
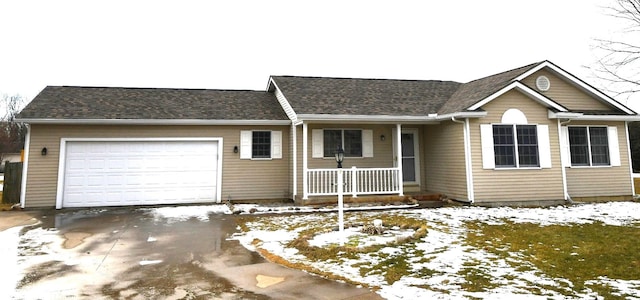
[234,201,640,300]
[0,226,24,295]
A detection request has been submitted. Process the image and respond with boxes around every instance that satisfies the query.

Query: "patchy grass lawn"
[233,202,640,299]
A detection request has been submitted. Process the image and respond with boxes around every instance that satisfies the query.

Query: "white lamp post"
[335,147,345,245]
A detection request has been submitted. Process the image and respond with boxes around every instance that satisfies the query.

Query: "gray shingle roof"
[20,61,567,123]
[437,62,542,114]
[17,86,288,121]
[270,76,462,116]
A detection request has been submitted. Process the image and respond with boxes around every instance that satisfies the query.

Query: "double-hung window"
[240,130,282,160]
[323,129,362,157]
[492,124,539,168]
[251,131,271,158]
[568,126,610,166]
[480,123,551,169]
[312,129,373,158]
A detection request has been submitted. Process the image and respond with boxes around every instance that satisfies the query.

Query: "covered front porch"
[291,122,432,204]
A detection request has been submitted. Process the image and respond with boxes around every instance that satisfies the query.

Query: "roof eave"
[295,111,487,124]
[15,118,292,126]
[560,115,640,121]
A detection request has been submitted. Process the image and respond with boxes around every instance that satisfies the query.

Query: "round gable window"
[535,76,551,92]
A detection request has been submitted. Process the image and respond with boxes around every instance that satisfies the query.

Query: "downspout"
[452,117,474,203]
[558,118,572,204]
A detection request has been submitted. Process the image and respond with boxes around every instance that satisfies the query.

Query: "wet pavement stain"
[18,261,78,288]
[62,231,92,249]
[11,207,381,299]
[100,260,271,300]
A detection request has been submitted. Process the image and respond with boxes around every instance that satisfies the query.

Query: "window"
[323,129,362,157]
[239,130,282,160]
[251,131,271,158]
[568,126,610,166]
[312,129,373,159]
[492,124,539,168]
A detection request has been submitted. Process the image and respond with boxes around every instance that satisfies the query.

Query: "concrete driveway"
[4,207,382,300]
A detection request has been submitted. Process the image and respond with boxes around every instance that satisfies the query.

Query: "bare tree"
[0,94,27,170]
[592,0,640,101]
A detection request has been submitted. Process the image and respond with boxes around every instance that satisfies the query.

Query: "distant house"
[16,61,639,209]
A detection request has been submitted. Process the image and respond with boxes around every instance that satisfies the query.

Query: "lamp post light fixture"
[334,147,345,245]
[334,147,344,168]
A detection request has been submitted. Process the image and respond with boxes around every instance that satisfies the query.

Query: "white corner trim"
[514,61,636,115]
[19,125,31,208]
[54,137,224,209]
[625,122,635,196]
[468,81,567,112]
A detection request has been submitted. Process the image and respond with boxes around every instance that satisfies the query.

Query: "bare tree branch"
[591,0,640,101]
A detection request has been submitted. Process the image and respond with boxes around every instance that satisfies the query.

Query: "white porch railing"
[306,167,401,197]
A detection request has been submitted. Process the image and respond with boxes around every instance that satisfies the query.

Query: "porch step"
[297,193,445,209]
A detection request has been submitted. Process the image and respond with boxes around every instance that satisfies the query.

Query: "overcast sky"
[1,0,636,110]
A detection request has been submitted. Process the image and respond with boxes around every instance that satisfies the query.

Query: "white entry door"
[61,140,220,208]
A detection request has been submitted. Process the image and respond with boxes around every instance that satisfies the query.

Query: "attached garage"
[57,138,222,208]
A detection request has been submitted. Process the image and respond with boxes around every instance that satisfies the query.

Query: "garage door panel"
[63,140,219,208]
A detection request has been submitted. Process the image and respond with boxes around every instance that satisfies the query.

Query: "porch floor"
[296,192,445,208]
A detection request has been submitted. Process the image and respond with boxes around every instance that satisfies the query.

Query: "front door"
[394,129,420,184]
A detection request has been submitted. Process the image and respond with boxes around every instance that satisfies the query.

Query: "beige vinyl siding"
[424,121,468,200]
[565,121,632,197]
[470,90,565,203]
[24,124,290,208]
[521,70,613,111]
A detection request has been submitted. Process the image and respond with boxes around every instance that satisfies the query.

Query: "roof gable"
[17,86,289,122]
[514,61,635,114]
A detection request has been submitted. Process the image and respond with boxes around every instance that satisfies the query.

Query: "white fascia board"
[548,111,584,119]
[15,118,292,126]
[468,82,568,112]
[548,110,640,121]
[514,61,636,115]
[290,111,487,123]
[269,78,299,122]
[571,115,640,121]
[435,111,487,120]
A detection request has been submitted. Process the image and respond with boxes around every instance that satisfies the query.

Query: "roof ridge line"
[271,75,462,84]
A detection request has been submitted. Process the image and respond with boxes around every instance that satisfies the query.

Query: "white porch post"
[292,123,297,199]
[396,124,404,196]
[351,166,357,197]
[302,122,309,200]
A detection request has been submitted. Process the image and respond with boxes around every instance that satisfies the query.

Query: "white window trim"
[480,123,551,170]
[240,130,282,160]
[563,125,620,168]
[312,128,374,159]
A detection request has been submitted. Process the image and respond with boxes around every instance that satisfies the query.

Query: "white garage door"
[62,140,219,208]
